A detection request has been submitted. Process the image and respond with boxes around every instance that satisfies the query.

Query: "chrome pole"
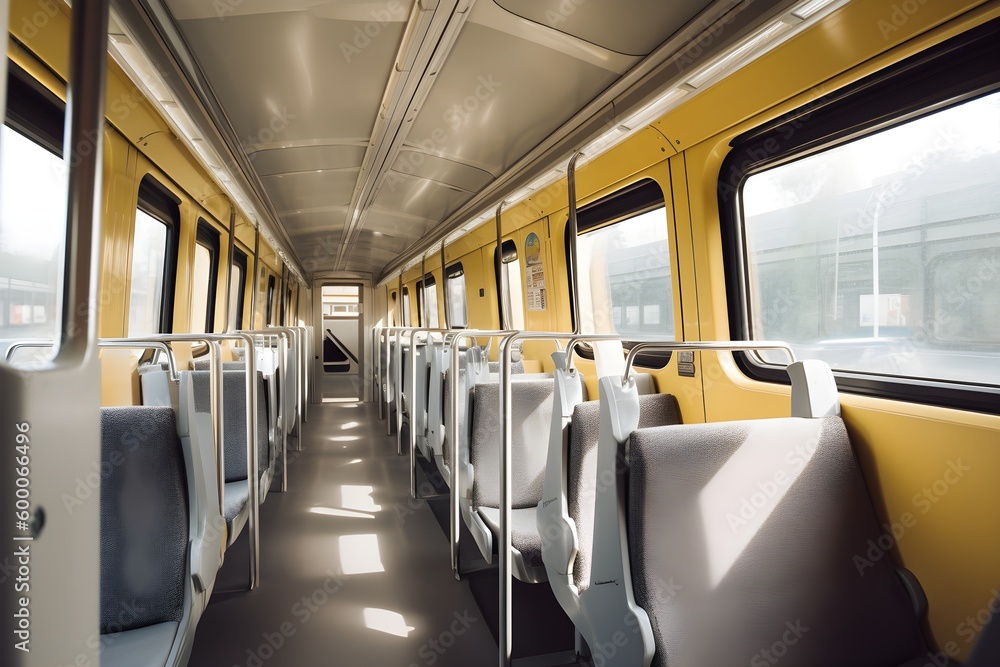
[566,152,582,336]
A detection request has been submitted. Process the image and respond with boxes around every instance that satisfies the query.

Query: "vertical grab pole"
[278,332,289,491]
[420,255,427,328]
[241,333,260,590]
[409,330,422,498]
[395,328,404,454]
[498,333,515,667]
[449,335,462,577]
[376,324,384,420]
[60,0,110,362]
[209,342,226,532]
[440,240,449,330]
[566,151,582,336]
[222,204,237,333]
[494,202,506,331]
[250,228,260,329]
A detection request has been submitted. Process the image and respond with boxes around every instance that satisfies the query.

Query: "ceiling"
[161,0,718,277]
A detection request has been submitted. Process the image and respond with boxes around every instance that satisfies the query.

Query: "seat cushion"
[627,416,928,667]
[100,407,188,635]
[471,377,583,510]
[224,481,249,523]
[100,621,180,667]
[479,506,543,568]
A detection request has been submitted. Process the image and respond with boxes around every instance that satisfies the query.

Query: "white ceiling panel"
[252,144,366,177]
[169,8,403,144]
[280,208,349,235]
[406,21,619,175]
[368,172,474,225]
[389,151,495,192]
[493,0,710,56]
[263,168,359,213]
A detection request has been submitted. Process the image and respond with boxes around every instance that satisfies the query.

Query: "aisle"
[189,402,497,667]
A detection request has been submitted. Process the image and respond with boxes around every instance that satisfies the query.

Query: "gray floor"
[189,402,497,667]
[321,373,362,401]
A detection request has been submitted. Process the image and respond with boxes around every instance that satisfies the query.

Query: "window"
[191,220,220,334]
[323,285,360,317]
[495,240,524,330]
[229,249,247,330]
[446,262,468,328]
[417,275,439,328]
[389,290,398,326]
[266,274,276,326]
[401,287,411,326]
[129,178,178,336]
[0,63,66,345]
[722,19,1000,411]
[575,179,674,338]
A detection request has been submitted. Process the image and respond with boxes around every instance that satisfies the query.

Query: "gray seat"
[190,369,268,545]
[567,393,680,593]
[625,416,949,667]
[190,359,246,371]
[100,407,193,667]
[462,375,585,582]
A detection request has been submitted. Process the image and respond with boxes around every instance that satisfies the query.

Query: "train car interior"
[0,0,998,666]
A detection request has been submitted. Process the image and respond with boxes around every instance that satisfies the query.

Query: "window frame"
[719,17,1000,414]
[230,248,248,330]
[416,274,439,328]
[445,262,468,329]
[494,239,523,330]
[566,178,673,368]
[133,176,180,335]
[194,219,220,334]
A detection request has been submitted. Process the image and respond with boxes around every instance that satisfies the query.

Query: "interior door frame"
[314,279,370,402]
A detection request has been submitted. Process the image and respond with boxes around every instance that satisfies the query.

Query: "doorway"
[320,284,363,402]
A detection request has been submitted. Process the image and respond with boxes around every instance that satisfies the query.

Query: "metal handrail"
[4,339,180,380]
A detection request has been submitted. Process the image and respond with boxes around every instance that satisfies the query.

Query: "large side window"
[129,178,179,336]
[722,20,1000,411]
[0,63,66,344]
[190,220,220,333]
[495,240,524,330]
[445,262,468,328]
[417,275,439,328]
[229,249,247,330]
[574,179,674,338]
